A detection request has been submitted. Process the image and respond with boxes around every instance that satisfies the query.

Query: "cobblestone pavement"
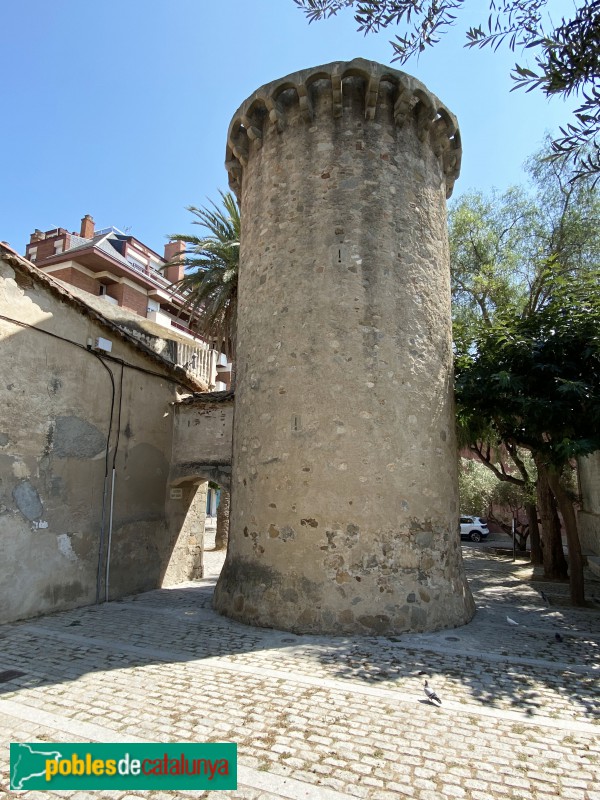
[1,542,599,800]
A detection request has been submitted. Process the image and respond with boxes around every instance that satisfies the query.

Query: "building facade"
[26,215,192,328]
[23,214,230,389]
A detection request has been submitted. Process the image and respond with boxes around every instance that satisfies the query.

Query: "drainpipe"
[105,362,124,602]
[96,473,109,605]
[105,467,116,602]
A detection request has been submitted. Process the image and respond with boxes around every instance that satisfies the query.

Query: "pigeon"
[555,632,564,643]
[423,680,442,706]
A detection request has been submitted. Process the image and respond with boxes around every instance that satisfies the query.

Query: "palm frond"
[164,191,240,359]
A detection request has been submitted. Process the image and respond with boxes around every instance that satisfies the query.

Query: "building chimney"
[163,240,186,283]
[80,214,95,239]
[29,229,45,243]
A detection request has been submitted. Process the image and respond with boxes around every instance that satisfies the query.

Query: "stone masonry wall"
[214,59,474,634]
[171,395,234,490]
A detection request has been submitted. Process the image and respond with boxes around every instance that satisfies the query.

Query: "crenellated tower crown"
[225,58,462,199]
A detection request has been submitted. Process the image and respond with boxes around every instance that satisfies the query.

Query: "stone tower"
[214,59,475,634]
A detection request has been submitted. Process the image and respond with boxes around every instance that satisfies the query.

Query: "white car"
[460,516,489,542]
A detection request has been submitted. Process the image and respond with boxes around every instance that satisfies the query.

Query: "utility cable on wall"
[0,314,189,386]
[0,313,175,605]
[92,353,115,606]
[102,359,124,604]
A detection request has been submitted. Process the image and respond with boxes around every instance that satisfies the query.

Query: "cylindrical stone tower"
[214,58,475,634]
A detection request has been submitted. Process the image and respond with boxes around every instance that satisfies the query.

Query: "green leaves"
[165,191,240,360]
[451,144,600,470]
[293,0,600,181]
[451,140,600,342]
[455,272,600,467]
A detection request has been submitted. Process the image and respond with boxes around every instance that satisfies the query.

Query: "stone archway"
[161,478,207,585]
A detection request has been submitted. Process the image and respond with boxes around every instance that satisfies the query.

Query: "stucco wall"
[0,257,205,624]
[171,396,234,490]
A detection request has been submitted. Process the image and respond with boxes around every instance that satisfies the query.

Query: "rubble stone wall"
[214,59,474,634]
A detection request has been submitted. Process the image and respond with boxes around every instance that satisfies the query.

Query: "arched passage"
[169,391,234,579]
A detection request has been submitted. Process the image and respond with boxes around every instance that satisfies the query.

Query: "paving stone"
[0,547,598,800]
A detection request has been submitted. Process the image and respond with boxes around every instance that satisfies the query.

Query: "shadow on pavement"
[0,546,598,724]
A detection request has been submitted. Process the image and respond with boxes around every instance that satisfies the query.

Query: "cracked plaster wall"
[0,258,205,624]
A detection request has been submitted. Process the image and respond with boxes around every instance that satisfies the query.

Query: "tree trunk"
[541,462,585,606]
[535,462,569,580]
[525,502,542,565]
[214,488,230,551]
[514,519,529,551]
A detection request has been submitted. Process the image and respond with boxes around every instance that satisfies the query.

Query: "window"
[54,240,64,254]
[29,247,37,262]
[99,285,108,296]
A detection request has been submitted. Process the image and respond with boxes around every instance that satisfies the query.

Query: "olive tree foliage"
[450,146,600,599]
[451,142,600,453]
[459,453,534,516]
[451,141,600,349]
[492,479,534,550]
[294,0,600,180]
[456,278,600,468]
[455,274,600,605]
[458,457,498,517]
[459,449,536,549]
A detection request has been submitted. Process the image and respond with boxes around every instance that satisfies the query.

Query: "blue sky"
[2,0,576,256]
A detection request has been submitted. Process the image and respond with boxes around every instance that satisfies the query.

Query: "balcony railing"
[170,318,206,342]
[146,312,216,386]
[117,257,189,304]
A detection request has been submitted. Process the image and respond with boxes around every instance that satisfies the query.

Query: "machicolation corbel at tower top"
[225,58,462,200]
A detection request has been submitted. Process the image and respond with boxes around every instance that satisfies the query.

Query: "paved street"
[1,536,599,800]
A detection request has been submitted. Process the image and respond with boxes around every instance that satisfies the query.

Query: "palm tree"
[166,191,240,551]
[166,190,240,362]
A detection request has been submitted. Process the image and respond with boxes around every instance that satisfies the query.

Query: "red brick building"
[23,215,236,389]
[25,214,196,337]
